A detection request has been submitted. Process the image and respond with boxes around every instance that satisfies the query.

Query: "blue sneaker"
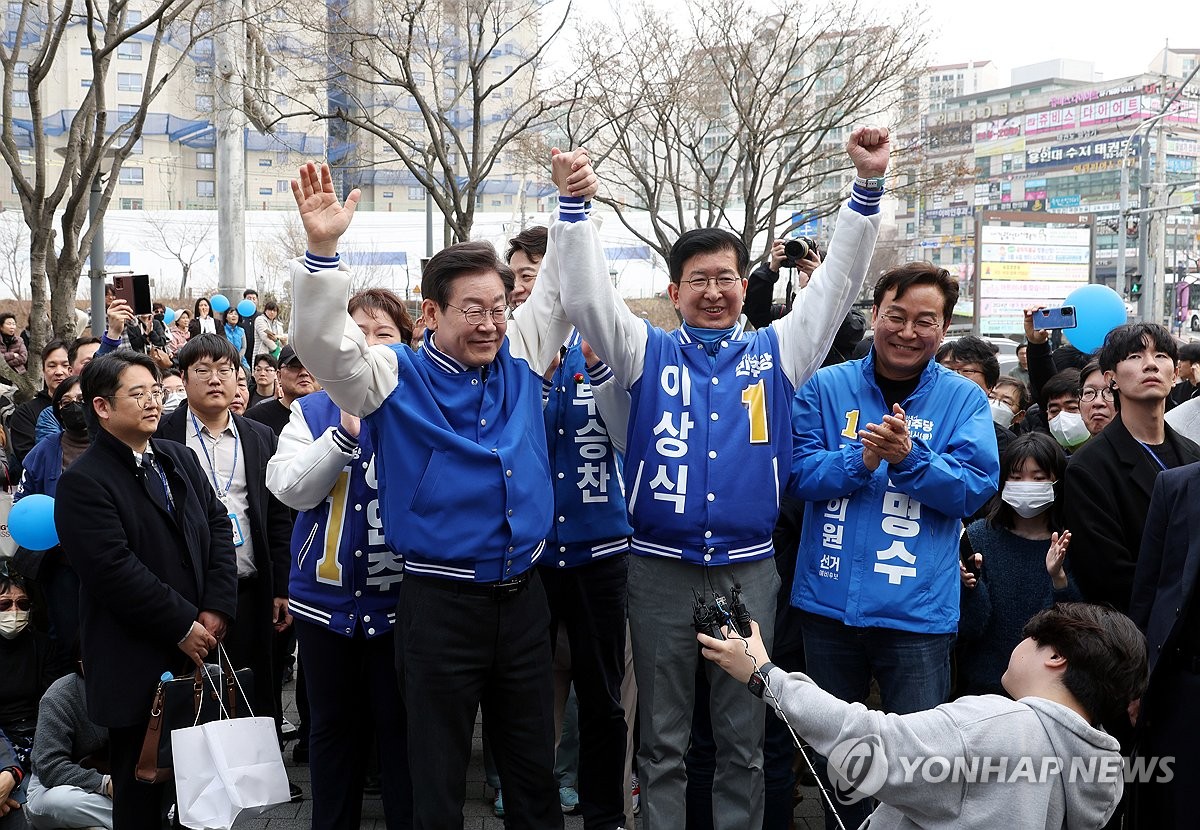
[493,789,504,818]
[559,786,579,813]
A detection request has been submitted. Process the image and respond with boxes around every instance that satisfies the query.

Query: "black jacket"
[156,407,291,719]
[8,390,52,474]
[1064,414,1200,613]
[55,428,238,728]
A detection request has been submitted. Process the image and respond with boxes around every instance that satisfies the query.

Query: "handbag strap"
[135,683,167,783]
[197,645,256,721]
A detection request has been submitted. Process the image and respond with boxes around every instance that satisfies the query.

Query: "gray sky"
[582,0,1200,85]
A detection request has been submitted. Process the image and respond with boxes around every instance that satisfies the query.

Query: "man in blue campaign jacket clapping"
[788,262,999,830]
[288,152,595,830]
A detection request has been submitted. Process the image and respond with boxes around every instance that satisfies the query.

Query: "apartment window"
[119,166,144,185]
[408,186,424,201]
[257,158,272,167]
[126,10,142,24]
[258,187,272,195]
[276,179,289,193]
[275,150,288,166]
[195,66,212,83]
[13,90,28,108]
[13,61,26,77]
[80,79,92,88]
[117,72,142,91]
[131,137,143,155]
[195,94,213,111]
[119,197,144,209]
[197,181,215,198]
[80,47,92,56]
[196,152,214,169]
[118,42,142,59]
[117,104,137,123]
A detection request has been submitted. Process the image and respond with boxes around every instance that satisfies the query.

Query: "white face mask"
[0,609,30,640]
[1001,481,1057,518]
[1049,410,1090,448]
[989,399,1015,429]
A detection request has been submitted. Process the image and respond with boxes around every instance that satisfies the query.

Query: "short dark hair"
[51,374,82,411]
[1096,323,1177,373]
[668,228,749,285]
[1016,342,1028,356]
[505,225,547,264]
[1178,343,1200,363]
[263,300,279,313]
[993,376,1031,411]
[1040,368,1081,412]
[939,336,1000,388]
[41,339,68,366]
[176,333,240,374]
[68,336,101,366]
[1079,359,1103,386]
[0,312,15,329]
[420,241,505,309]
[161,367,182,380]
[985,432,1067,531]
[1023,603,1147,728]
[497,262,515,297]
[243,288,258,298]
[82,351,161,420]
[252,353,278,370]
[872,262,959,321]
[348,288,415,344]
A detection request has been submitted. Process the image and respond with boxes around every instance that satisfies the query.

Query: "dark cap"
[278,345,302,367]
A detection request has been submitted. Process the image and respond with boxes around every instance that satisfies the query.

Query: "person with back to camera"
[699,602,1146,830]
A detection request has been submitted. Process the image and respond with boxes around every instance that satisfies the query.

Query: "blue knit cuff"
[847,183,883,216]
[304,251,340,272]
[558,196,587,223]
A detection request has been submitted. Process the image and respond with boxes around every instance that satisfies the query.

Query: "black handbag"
[135,647,254,784]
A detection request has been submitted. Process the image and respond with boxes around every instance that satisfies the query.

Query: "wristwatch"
[854,175,886,192]
[747,662,777,699]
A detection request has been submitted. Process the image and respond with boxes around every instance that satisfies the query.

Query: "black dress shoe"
[290,783,304,803]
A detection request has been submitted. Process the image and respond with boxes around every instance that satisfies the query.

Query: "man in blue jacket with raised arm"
[789,261,1000,829]
[288,151,596,830]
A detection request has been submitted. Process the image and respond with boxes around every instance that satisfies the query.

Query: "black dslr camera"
[781,237,818,269]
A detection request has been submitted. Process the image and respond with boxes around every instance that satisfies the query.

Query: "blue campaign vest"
[288,392,402,638]
[789,353,999,634]
[541,333,631,569]
[625,322,793,565]
[364,336,553,582]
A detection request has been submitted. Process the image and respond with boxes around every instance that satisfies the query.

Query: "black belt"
[408,570,533,600]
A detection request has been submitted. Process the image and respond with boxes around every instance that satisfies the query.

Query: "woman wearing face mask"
[956,433,1081,696]
[0,565,63,816]
[13,377,92,647]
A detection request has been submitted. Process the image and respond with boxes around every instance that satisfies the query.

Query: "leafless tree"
[141,211,216,301]
[252,212,308,319]
[0,0,259,380]
[557,0,933,264]
[261,0,573,243]
[0,218,30,302]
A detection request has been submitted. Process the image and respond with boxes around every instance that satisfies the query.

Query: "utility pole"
[1137,137,1154,322]
[214,0,247,304]
[1153,119,1168,325]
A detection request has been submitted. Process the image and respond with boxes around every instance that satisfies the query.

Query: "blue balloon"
[237,299,256,318]
[162,308,176,325]
[9,494,59,551]
[1064,284,1127,354]
[210,294,230,314]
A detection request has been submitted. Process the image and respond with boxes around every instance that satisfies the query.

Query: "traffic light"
[1130,278,1142,300]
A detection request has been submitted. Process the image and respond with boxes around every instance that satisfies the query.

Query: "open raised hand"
[290,162,361,257]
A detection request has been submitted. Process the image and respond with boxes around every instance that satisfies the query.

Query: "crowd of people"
[0,129,1194,830]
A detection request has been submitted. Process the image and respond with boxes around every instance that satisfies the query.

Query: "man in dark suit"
[156,334,293,744]
[1130,460,1200,828]
[55,351,237,829]
[1065,323,1200,614]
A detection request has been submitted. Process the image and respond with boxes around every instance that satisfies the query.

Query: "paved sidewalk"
[236,682,829,828]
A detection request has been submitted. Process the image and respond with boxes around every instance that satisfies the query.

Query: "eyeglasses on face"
[112,388,165,407]
[445,303,510,326]
[0,597,32,612]
[1080,387,1115,402]
[190,366,236,380]
[879,313,942,335]
[683,275,740,292]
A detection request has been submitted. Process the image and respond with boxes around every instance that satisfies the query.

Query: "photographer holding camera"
[743,236,820,329]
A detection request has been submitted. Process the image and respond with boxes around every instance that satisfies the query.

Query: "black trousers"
[396,572,561,830]
[223,577,276,726]
[1132,666,1200,828]
[109,722,170,830]
[296,619,412,830]
[540,554,629,830]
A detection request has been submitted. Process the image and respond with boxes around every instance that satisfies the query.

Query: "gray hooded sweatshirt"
[762,667,1121,830]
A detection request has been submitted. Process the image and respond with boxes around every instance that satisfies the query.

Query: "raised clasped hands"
[550,146,598,200]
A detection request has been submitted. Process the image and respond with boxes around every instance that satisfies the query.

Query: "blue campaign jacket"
[288,392,402,638]
[364,333,553,582]
[788,351,1000,634]
[542,332,631,568]
[625,322,794,565]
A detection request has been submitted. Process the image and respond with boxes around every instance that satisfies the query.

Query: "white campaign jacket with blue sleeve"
[788,352,1000,634]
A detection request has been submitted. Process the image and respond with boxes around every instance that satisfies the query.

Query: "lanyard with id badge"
[191,413,245,547]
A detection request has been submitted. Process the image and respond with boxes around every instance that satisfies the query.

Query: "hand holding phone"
[1032,305,1077,331]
